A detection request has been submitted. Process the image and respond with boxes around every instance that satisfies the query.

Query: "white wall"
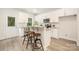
[18,12,34,36]
[0,9,19,40]
[0,8,33,40]
[18,12,33,24]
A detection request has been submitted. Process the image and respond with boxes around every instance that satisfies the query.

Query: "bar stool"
[32,33,44,51]
[26,31,36,49]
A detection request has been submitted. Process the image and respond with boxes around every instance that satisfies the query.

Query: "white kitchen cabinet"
[64,8,77,16]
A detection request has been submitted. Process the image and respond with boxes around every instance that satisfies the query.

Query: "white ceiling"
[17,8,59,15]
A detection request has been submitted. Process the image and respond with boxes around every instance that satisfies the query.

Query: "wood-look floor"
[47,38,79,51]
[0,37,79,51]
[0,37,31,51]
[0,37,43,51]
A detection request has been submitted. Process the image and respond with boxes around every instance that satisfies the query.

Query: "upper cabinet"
[64,8,77,16]
[35,8,77,24]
